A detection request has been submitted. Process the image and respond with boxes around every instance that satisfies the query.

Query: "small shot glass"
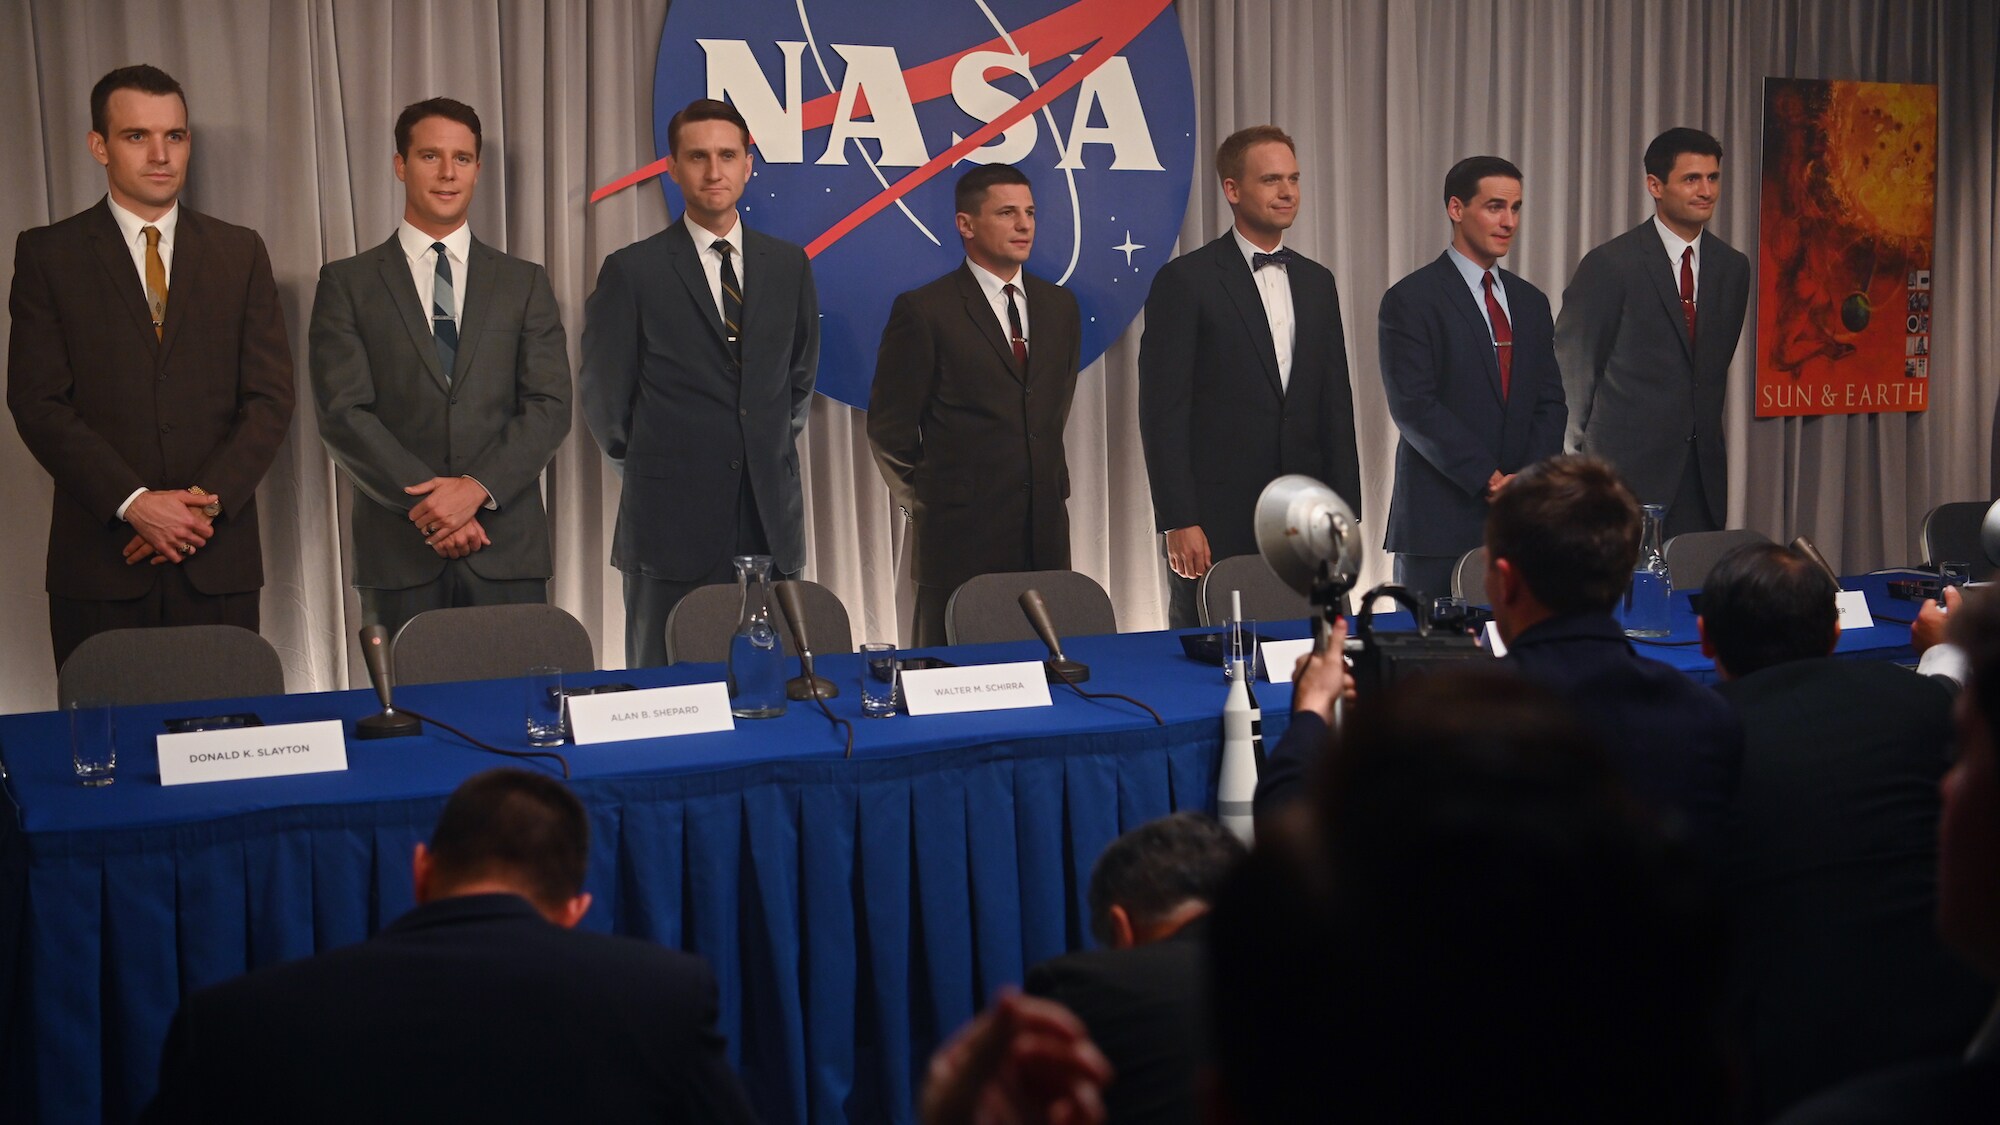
[69,699,116,787]
[860,642,899,717]
[525,665,566,747]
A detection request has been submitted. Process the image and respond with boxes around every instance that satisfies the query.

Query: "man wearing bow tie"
[1140,125,1363,627]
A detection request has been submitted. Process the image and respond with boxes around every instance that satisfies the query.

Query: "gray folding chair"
[1920,501,1997,579]
[1451,546,1489,601]
[945,570,1117,645]
[665,579,853,664]
[1663,529,1772,592]
[392,604,596,685]
[58,625,285,708]
[1197,554,1310,626]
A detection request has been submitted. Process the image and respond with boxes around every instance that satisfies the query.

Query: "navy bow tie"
[1253,248,1297,270]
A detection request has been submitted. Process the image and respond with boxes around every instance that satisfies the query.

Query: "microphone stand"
[356,624,422,739]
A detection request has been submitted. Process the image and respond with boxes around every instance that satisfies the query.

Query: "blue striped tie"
[431,241,457,380]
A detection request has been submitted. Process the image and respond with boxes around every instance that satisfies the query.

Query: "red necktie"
[1004,282,1028,367]
[1679,246,1697,344]
[1482,271,1512,398]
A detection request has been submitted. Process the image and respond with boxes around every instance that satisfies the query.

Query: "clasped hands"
[406,476,492,560]
[123,489,220,565]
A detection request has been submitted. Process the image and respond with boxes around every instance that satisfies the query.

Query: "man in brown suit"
[867,164,1082,647]
[7,65,295,669]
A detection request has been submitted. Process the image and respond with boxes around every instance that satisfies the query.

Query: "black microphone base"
[1043,657,1091,684]
[356,709,423,740]
[786,674,840,701]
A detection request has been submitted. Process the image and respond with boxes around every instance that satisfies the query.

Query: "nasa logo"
[599,0,1196,408]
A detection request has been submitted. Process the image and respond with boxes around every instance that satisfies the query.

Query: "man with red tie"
[1556,128,1751,539]
[1379,157,1567,601]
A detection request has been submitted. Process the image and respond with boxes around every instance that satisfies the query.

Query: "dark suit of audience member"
[869,168,1081,647]
[1022,812,1242,1125]
[1380,158,1565,601]
[581,100,818,667]
[1698,543,1989,1119]
[311,114,570,639]
[7,68,292,669]
[141,768,756,1124]
[1557,129,1751,537]
[1140,126,1362,627]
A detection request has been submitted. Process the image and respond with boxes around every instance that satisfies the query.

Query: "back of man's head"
[425,768,588,915]
[1486,455,1642,615]
[1944,589,2000,979]
[1086,812,1245,947]
[1208,669,1726,1123]
[1698,542,1838,678]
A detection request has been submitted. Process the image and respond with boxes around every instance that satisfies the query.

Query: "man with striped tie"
[310,98,571,640]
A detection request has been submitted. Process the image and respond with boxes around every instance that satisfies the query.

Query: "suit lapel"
[1692,229,1730,374]
[1637,223,1697,365]
[374,238,450,392]
[156,210,201,363]
[739,229,772,368]
[1022,274,1064,388]
[957,264,1024,381]
[452,238,498,383]
[669,221,730,349]
[1437,254,1504,404]
[1214,238,1284,399]
[83,202,161,356]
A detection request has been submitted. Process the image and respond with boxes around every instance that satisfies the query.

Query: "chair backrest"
[1451,546,1489,601]
[1920,501,1997,579]
[392,604,596,686]
[1197,554,1311,626]
[58,625,285,708]
[1662,528,1772,592]
[945,570,1117,645]
[665,580,853,664]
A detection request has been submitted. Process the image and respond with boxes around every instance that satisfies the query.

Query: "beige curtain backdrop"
[1,0,1994,714]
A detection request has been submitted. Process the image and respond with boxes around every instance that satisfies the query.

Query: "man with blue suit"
[1379,156,1566,599]
[582,99,820,667]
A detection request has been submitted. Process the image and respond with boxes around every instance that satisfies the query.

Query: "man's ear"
[412,843,434,905]
[1697,616,1714,659]
[1107,904,1137,950]
[550,892,593,930]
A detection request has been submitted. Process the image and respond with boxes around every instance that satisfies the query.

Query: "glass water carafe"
[1619,503,1673,638]
[727,555,787,718]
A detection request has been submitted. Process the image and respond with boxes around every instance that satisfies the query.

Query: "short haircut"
[954,163,1032,217]
[1209,669,1725,1123]
[1698,542,1838,677]
[1086,811,1246,946]
[91,65,186,138]
[1644,127,1725,181]
[1952,587,2000,741]
[667,97,751,155]
[426,768,589,910]
[1215,125,1296,185]
[1485,455,1642,615]
[395,97,483,158]
[1444,155,1524,208]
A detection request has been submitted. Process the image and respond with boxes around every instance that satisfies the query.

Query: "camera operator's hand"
[1291,617,1350,724]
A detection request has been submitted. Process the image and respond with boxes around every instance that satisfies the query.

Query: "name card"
[567,681,735,745]
[901,661,1053,716]
[1260,638,1315,683]
[1835,589,1875,630]
[158,720,348,786]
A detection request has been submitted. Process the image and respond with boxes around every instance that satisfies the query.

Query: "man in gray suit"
[582,98,820,668]
[1556,127,1751,538]
[310,98,571,640]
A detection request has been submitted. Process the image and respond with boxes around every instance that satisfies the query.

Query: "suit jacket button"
[739,408,748,417]
[449,396,458,405]
[159,422,172,433]
[730,459,742,470]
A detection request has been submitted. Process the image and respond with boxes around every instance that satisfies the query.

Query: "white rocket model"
[1218,590,1260,843]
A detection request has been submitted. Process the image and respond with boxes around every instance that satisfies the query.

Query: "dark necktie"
[1482,271,1512,398]
[716,241,744,366]
[1004,282,1028,367]
[1252,248,1296,270]
[431,242,458,380]
[1679,246,1698,344]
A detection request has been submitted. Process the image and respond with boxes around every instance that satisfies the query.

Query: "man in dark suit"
[310,98,571,640]
[1484,455,1742,840]
[1379,156,1566,600]
[1025,811,1245,1125]
[7,65,294,670]
[1774,589,2000,1125]
[583,98,819,667]
[1697,542,1988,1119]
[140,767,756,1123]
[1139,125,1362,627]
[868,165,1082,646]
[1557,128,1751,537]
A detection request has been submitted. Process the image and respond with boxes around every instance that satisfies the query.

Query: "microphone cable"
[798,673,854,758]
[392,706,571,779]
[1046,661,1164,726]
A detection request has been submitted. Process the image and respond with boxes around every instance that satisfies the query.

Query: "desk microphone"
[1791,536,1843,589]
[775,581,839,700]
[356,624,422,739]
[1018,590,1090,683]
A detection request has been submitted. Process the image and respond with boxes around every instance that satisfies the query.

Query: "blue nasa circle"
[653,0,1197,408]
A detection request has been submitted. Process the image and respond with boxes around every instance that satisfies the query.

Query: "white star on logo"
[1114,231,1146,267]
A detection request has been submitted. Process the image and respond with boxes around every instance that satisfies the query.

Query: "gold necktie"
[142,225,167,340]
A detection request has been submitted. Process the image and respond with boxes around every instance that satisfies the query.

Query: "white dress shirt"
[965,257,1031,354]
[1653,214,1701,299]
[108,198,180,521]
[684,212,747,324]
[1233,227,1296,391]
[1446,245,1512,344]
[397,220,471,327]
